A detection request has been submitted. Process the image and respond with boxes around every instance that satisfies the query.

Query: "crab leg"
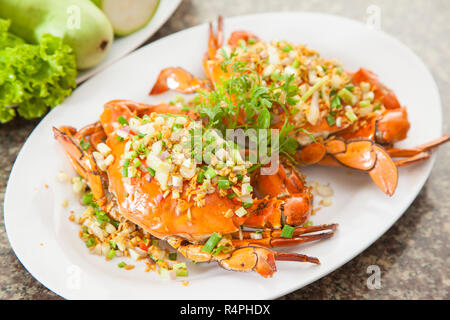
[386,134,450,158]
[231,223,336,248]
[166,237,320,278]
[231,231,334,248]
[236,223,338,239]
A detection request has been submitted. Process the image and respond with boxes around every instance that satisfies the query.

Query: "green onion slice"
[107,249,116,260]
[168,253,177,260]
[217,177,231,189]
[345,110,358,123]
[80,139,90,151]
[301,76,329,102]
[147,167,155,177]
[86,237,95,248]
[280,225,295,238]
[204,167,217,179]
[201,232,222,253]
[117,116,129,126]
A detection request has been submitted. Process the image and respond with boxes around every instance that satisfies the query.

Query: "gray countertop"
[0,0,449,299]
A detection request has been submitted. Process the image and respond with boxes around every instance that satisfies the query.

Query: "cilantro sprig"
[193,49,303,160]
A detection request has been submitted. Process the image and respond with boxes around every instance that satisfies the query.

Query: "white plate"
[4,12,442,300]
[76,0,181,84]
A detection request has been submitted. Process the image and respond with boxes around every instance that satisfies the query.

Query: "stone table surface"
[0,0,449,300]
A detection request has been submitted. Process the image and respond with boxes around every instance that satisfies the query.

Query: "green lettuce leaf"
[0,19,77,123]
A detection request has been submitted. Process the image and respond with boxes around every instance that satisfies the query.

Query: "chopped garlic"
[103,154,114,167]
[316,184,334,197]
[96,143,111,156]
[250,232,263,240]
[171,175,183,188]
[92,151,104,164]
[56,171,69,183]
[235,207,247,217]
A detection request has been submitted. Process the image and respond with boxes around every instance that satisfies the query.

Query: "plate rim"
[3,11,443,300]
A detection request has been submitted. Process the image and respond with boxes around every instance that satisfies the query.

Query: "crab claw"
[53,126,107,204]
[368,144,398,196]
[218,245,320,278]
[218,246,277,277]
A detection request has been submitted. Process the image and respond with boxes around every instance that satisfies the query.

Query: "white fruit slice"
[100,0,160,36]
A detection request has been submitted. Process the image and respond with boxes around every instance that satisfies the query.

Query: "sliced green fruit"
[99,0,160,36]
[0,0,114,70]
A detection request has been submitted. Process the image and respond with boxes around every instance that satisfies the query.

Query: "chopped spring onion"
[133,158,141,168]
[345,84,355,92]
[168,253,177,260]
[217,177,231,189]
[173,262,187,269]
[80,138,90,151]
[116,136,124,142]
[86,237,95,248]
[175,268,188,277]
[147,167,155,177]
[110,220,120,228]
[197,171,205,184]
[345,109,358,123]
[291,59,300,68]
[204,167,217,179]
[118,262,126,268]
[331,95,342,110]
[243,201,253,209]
[359,100,371,108]
[173,262,188,277]
[118,116,129,126]
[201,232,222,253]
[95,209,110,224]
[109,240,117,248]
[280,225,295,238]
[282,44,293,52]
[122,159,130,177]
[227,192,236,199]
[301,76,329,102]
[107,249,116,260]
[338,88,356,105]
[303,221,313,227]
[326,114,336,126]
[82,192,94,206]
[213,245,232,256]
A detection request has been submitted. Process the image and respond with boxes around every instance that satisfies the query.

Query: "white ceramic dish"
[76,0,181,83]
[4,12,442,300]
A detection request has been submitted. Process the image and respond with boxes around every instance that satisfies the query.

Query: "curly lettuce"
[0,19,77,123]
